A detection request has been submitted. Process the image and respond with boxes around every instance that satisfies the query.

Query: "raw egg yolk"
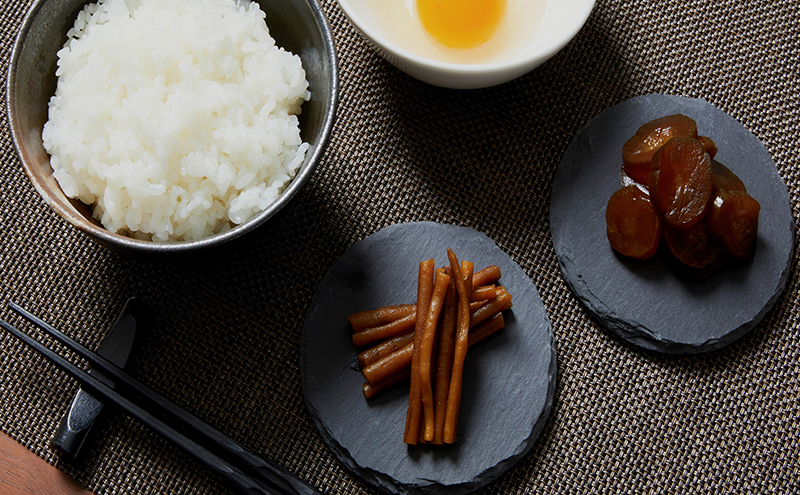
[416,0,507,49]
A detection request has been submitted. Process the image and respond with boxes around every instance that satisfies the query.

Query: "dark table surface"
[1,0,798,494]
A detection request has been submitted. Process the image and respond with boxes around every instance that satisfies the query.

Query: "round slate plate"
[300,222,557,495]
[550,94,794,354]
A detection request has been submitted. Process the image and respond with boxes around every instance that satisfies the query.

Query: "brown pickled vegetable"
[471,284,497,301]
[469,287,512,327]
[363,369,411,399]
[606,185,661,260]
[622,114,698,184]
[357,301,503,369]
[404,259,435,445]
[350,252,511,445]
[357,330,415,368]
[472,265,501,287]
[662,218,719,269]
[359,298,510,385]
[607,114,760,274]
[432,272,457,445]
[419,268,451,443]
[444,248,470,445]
[461,260,475,299]
[648,137,712,229]
[700,136,718,160]
[468,313,505,347]
[469,299,489,313]
[348,304,415,332]
[352,312,416,348]
[361,313,507,404]
[363,343,414,386]
[711,161,747,193]
[707,189,761,260]
[348,269,498,327]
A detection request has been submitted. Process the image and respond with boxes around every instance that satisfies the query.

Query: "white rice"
[42,0,310,242]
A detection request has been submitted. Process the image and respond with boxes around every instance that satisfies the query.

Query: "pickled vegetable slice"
[606,185,661,260]
[648,137,713,229]
[707,189,760,260]
[711,161,747,193]
[662,218,719,269]
[622,114,699,184]
[700,136,718,160]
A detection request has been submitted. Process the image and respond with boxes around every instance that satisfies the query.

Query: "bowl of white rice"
[7,0,337,255]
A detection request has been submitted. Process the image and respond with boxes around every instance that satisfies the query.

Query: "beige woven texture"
[1,0,798,493]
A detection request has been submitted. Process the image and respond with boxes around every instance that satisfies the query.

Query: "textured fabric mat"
[1,0,798,494]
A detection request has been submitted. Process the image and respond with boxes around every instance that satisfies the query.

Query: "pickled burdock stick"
[468,313,505,346]
[363,369,411,399]
[352,269,497,329]
[364,312,507,400]
[469,300,489,313]
[461,260,474,301]
[363,293,510,384]
[363,343,414,385]
[444,248,470,444]
[348,304,415,332]
[404,259,435,445]
[352,312,416,348]
[472,265,501,288]
[470,284,496,302]
[470,287,512,327]
[358,330,414,369]
[357,297,502,369]
[419,269,451,443]
[433,274,457,445]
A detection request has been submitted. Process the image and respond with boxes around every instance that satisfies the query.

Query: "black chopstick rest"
[51,297,151,459]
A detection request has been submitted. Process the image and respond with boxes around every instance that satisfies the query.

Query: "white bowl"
[337,0,595,89]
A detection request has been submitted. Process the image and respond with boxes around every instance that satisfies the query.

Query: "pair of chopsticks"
[0,302,321,495]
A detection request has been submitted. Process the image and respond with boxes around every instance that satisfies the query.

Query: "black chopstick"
[0,316,273,494]
[2,302,321,495]
[6,302,312,495]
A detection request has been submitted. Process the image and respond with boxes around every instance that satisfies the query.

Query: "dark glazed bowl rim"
[7,0,338,257]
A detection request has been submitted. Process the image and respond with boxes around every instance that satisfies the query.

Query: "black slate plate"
[550,94,794,354]
[300,222,556,495]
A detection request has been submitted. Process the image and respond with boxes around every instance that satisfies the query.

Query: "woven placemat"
[1,0,798,493]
